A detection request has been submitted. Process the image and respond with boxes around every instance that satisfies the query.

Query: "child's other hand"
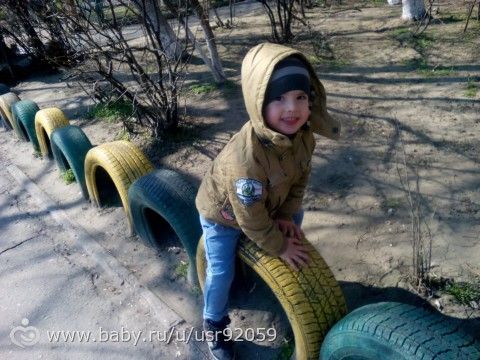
[279,236,310,272]
[275,219,304,240]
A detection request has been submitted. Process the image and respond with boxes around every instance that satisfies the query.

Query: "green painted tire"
[51,125,93,199]
[128,169,202,285]
[11,100,40,147]
[320,302,480,360]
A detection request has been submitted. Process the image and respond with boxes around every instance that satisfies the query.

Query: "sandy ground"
[2,0,479,358]
[0,149,209,359]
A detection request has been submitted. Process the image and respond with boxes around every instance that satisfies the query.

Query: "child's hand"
[279,236,310,271]
[275,219,304,240]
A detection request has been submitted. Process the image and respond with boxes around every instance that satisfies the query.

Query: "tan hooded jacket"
[195,43,340,256]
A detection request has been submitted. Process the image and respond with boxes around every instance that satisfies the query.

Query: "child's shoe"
[203,316,235,360]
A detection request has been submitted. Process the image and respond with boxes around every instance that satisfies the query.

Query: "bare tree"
[0,0,46,62]
[134,0,185,61]
[258,0,304,43]
[189,0,226,82]
[161,0,226,83]
[42,0,193,138]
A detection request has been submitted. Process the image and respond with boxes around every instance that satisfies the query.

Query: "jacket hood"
[241,43,340,147]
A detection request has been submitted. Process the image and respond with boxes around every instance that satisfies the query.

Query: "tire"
[84,140,154,231]
[320,302,480,360]
[0,83,9,95]
[128,169,202,285]
[196,236,347,360]
[34,108,70,158]
[51,125,93,200]
[0,92,20,130]
[11,100,40,146]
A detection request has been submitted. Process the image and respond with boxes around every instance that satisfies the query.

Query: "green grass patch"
[114,128,131,141]
[307,55,323,66]
[88,100,134,123]
[61,169,76,185]
[391,27,410,38]
[367,0,384,6]
[445,282,480,306]
[276,338,295,360]
[188,79,239,95]
[104,5,139,24]
[463,27,480,43]
[403,58,453,78]
[390,28,434,50]
[416,36,434,50]
[191,285,202,296]
[174,260,189,279]
[440,12,466,23]
[418,66,453,78]
[189,82,218,95]
[465,79,478,98]
[383,197,403,210]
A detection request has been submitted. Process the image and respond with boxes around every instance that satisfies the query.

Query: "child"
[195,42,340,360]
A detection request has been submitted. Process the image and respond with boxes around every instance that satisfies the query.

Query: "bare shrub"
[395,120,434,289]
[49,0,194,138]
[258,0,307,43]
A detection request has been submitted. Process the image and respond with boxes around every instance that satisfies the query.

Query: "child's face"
[263,89,311,136]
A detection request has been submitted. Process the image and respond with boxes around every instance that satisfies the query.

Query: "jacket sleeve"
[226,169,288,256]
[275,165,311,221]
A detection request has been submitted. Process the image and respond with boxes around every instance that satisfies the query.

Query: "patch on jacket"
[220,202,236,221]
[235,178,263,206]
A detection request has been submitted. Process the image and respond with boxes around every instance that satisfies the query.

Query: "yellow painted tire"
[0,92,20,129]
[84,140,154,230]
[34,108,70,158]
[196,236,347,360]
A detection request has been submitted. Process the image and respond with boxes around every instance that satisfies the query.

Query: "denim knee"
[292,208,304,227]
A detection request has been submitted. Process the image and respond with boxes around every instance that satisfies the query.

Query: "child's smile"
[264,89,311,135]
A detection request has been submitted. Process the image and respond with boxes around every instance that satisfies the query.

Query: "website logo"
[10,318,40,348]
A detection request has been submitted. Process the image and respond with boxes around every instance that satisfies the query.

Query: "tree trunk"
[10,2,46,61]
[229,0,236,24]
[402,0,426,21]
[212,6,226,27]
[189,0,226,83]
[139,0,184,61]
[0,34,15,81]
[163,0,223,80]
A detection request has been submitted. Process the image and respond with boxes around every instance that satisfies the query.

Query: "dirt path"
[0,143,209,359]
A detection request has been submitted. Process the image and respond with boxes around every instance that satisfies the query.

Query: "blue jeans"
[200,210,304,322]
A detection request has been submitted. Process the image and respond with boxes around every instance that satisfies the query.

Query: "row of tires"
[1,85,478,359]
